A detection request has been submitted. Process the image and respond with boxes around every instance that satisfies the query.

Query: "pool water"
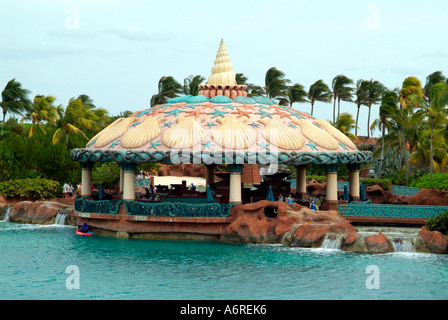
[0,221,447,300]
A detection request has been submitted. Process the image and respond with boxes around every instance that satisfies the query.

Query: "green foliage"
[92,162,120,190]
[425,210,448,236]
[411,173,448,190]
[306,175,326,183]
[360,178,392,191]
[0,178,60,199]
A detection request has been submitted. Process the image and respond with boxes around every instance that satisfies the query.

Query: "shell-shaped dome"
[120,117,166,148]
[210,95,233,104]
[259,118,305,150]
[93,117,138,148]
[292,118,339,150]
[313,119,357,150]
[162,117,205,149]
[212,117,257,149]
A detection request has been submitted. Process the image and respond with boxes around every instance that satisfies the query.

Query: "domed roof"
[71,40,372,167]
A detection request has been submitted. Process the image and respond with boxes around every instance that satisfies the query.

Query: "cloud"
[0,42,84,59]
[101,24,171,42]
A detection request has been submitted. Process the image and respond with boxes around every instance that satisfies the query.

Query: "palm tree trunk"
[430,118,434,179]
[401,126,408,186]
[311,101,315,116]
[355,104,360,136]
[333,98,336,123]
[1,111,6,135]
[337,97,341,120]
[379,124,385,179]
[367,104,372,138]
[65,132,70,147]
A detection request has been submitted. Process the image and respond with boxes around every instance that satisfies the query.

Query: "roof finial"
[206,39,237,86]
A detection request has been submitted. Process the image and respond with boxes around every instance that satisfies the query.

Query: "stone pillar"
[325,165,339,203]
[121,163,137,201]
[119,167,124,193]
[206,165,216,186]
[80,162,94,198]
[228,164,244,204]
[296,165,307,199]
[349,164,361,201]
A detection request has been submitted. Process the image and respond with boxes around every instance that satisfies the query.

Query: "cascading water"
[1,207,12,222]
[320,234,344,250]
[54,211,68,225]
[390,238,416,253]
[356,226,419,253]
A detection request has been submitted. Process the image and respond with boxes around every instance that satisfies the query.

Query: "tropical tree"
[52,98,100,147]
[264,67,290,101]
[330,112,358,141]
[365,79,385,138]
[284,83,308,108]
[150,76,183,107]
[424,71,446,104]
[183,75,206,96]
[307,80,332,116]
[1,79,31,135]
[21,95,58,137]
[236,73,266,97]
[398,76,424,185]
[332,75,354,123]
[371,90,399,179]
[354,80,369,136]
[413,82,448,178]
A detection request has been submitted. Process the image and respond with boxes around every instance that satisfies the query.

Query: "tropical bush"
[411,173,448,190]
[306,175,326,183]
[0,178,61,199]
[426,210,448,236]
[360,178,392,191]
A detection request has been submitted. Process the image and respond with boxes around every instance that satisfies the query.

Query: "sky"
[1,0,447,137]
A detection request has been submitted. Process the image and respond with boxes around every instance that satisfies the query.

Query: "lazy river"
[0,218,447,300]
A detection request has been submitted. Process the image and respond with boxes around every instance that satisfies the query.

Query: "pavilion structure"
[71,39,372,211]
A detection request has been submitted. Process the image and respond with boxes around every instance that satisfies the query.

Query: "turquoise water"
[0,221,447,300]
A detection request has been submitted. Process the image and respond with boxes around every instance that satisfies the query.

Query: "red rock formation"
[364,232,393,254]
[9,201,72,225]
[417,226,448,254]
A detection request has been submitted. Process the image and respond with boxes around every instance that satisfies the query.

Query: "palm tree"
[330,112,358,141]
[21,95,58,137]
[1,79,31,135]
[332,75,354,123]
[235,72,266,97]
[183,75,206,96]
[307,80,332,116]
[398,76,424,185]
[150,76,183,107]
[264,67,290,101]
[371,90,399,179]
[52,98,100,147]
[285,83,308,108]
[354,80,369,136]
[424,71,446,104]
[413,82,448,178]
[365,79,385,138]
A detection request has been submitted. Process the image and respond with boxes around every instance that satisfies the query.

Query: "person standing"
[68,184,74,199]
[63,183,68,198]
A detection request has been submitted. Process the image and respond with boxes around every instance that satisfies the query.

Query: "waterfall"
[320,234,344,250]
[391,238,416,253]
[1,207,12,222]
[54,211,68,225]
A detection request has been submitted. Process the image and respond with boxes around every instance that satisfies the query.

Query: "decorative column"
[325,165,339,204]
[206,165,216,186]
[80,162,94,198]
[228,164,244,204]
[119,167,124,193]
[296,165,307,200]
[349,164,361,201]
[121,163,137,201]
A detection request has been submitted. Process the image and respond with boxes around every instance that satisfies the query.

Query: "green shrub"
[426,210,448,236]
[0,178,61,200]
[306,175,326,183]
[360,178,392,191]
[411,173,448,190]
